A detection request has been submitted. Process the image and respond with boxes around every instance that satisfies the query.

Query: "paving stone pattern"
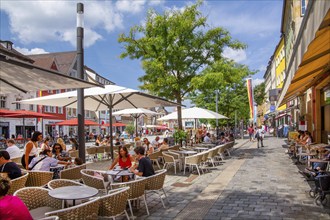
[87,136,330,220]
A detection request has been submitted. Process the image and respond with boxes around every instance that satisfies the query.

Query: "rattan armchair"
[184,153,203,176]
[148,150,162,169]
[81,169,110,194]
[145,169,168,208]
[59,164,86,180]
[86,147,97,161]
[68,150,79,158]
[47,179,85,189]
[11,156,21,163]
[14,187,62,219]
[7,172,29,195]
[25,171,54,187]
[98,187,130,219]
[45,197,100,220]
[111,178,149,218]
[162,152,181,174]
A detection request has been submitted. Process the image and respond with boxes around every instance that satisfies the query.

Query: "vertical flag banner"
[246,78,254,120]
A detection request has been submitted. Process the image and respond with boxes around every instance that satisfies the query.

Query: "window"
[15,98,21,110]
[47,90,53,94]
[56,90,61,94]
[301,0,306,16]
[50,106,55,113]
[0,96,6,108]
[29,105,34,111]
[44,106,49,112]
[58,107,63,114]
[67,108,72,117]
[72,109,76,117]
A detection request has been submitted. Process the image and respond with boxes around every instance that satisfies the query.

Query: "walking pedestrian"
[247,125,254,142]
[256,125,265,148]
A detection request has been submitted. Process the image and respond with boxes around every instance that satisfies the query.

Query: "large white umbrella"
[0,54,101,94]
[112,108,160,135]
[157,107,228,120]
[19,84,179,157]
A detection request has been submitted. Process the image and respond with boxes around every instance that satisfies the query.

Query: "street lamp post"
[77,3,85,162]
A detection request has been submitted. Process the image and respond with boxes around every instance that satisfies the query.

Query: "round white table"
[106,169,135,182]
[48,186,98,206]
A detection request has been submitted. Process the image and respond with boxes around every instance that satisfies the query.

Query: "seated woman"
[28,149,71,171]
[158,138,169,151]
[114,138,121,146]
[143,138,154,155]
[52,143,71,162]
[95,135,102,146]
[40,137,51,151]
[57,137,67,151]
[0,176,33,220]
[69,138,79,151]
[108,146,134,170]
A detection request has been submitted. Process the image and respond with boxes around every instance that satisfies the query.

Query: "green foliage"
[190,60,256,126]
[125,124,135,135]
[118,0,245,129]
[173,129,187,144]
[253,82,266,106]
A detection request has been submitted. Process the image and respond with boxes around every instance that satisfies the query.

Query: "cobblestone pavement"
[87,136,330,220]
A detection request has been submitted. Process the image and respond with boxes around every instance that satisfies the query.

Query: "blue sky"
[0,0,283,95]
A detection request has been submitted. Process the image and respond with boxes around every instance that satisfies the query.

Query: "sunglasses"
[54,147,61,150]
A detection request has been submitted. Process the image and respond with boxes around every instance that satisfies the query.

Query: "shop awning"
[279,10,330,106]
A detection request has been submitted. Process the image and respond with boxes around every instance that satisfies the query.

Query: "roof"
[28,51,76,74]
[0,41,35,63]
[32,56,59,71]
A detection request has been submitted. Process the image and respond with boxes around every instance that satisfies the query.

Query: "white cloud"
[1,1,124,47]
[252,78,264,87]
[148,0,165,6]
[223,47,247,63]
[115,0,146,14]
[257,65,267,73]
[14,46,49,55]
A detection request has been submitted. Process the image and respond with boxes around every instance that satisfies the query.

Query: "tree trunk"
[176,94,183,130]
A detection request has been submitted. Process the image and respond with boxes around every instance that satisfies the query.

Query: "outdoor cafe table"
[48,185,98,207]
[106,169,135,182]
[193,147,209,152]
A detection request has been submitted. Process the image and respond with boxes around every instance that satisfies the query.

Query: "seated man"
[203,133,211,143]
[5,139,21,159]
[29,149,71,171]
[130,146,155,177]
[151,136,161,150]
[0,150,21,180]
[158,138,169,151]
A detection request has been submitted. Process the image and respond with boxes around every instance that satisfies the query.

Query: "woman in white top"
[21,131,42,170]
[40,137,51,151]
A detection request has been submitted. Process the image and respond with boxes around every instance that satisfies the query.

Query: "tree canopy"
[118,1,245,129]
[253,82,266,106]
[190,60,256,127]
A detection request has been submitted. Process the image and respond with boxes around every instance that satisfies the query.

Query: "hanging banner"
[246,78,254,120]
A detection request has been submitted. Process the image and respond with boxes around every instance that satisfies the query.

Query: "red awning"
[0,109,56,118]
[55,118,99,126]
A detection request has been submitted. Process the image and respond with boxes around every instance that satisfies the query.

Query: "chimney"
[0,40,14,50]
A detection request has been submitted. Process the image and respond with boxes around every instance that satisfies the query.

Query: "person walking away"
[256,125,265,148]
[247,125,254,142]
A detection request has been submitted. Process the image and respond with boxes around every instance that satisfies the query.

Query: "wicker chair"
[81,169,110,194]
[199,151,210,173]
[45,197,100,220]
[59,164,86,180]
[48,179,85,189]
[7,172,29,195]
[14,187,62,219]
[184,154,203,176]
[111,178,149,218]
[145,169,168,208]
[68,150,79,158]
[86,147,97,161]
[162,152,181,174]
[207,147,220,167]
[25,171,54,187]
[98,187,130,219]
[169,145,180,151]
[11,156,21,163]
[148,150,162,169]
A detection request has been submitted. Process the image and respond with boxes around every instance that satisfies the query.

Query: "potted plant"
[173,129,187,146]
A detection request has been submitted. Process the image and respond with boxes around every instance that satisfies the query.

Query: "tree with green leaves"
[253,82,265,106]
[190,59,256,127]
[118,1,245,130]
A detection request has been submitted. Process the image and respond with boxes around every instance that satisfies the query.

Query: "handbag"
[255,132,260,139]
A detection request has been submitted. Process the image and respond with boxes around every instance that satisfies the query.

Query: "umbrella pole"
[23,117,26,145]
[135,117,138,138]
[109,96,114,160]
